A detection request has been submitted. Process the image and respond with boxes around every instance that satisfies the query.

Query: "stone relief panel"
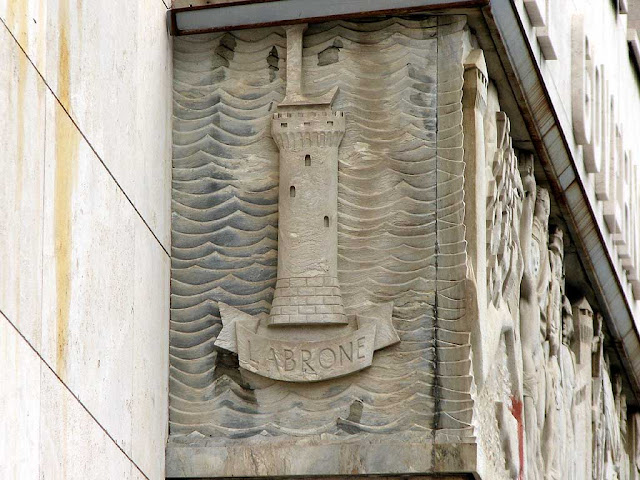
[169,12,637,480]
[472,82,525,480]
[170,16,474,445]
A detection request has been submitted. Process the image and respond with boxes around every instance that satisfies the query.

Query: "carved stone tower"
[269,105,346,325]
[268,25,348,326]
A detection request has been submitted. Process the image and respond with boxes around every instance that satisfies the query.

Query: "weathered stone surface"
[39,350,143,479]
[213,25,398,379]
[39,94,170,478]
[472,72,640,480]
[0,23,46,352]
[168,9,640,480]
[1,1,172,479]
[0,318,41,480]
[167,436,478,478]
[170,16,474,475]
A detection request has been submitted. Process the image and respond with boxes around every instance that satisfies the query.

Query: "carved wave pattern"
[170,18,473,441]
[171,28,285,436]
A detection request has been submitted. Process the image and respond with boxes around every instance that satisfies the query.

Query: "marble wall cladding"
[170,16,473,442]
[0,23,46,350]
[41,94,135,451]
[39,94,170,478]
[0,0,48,67]
[0,318,150,480]
[0,0,173,250]
[131,218,170,480]
[0,318,41,480]
[1,2,172,478]
[38,340,147,480]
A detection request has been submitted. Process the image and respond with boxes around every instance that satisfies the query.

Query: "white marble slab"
[1,0,173,250]
[39,356,139,479]
[132,217,170,480]
[0,0,48,68]
[41,91,137,453]
[0,25,46,350]
[0,317,41,480]
[40,91,169,478]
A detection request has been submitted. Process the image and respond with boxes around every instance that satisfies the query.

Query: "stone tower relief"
[169,13,639,480]
[170,16,476,467]
[214,25,399,383]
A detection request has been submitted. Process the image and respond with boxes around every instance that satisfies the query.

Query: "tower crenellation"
[271,110,346,151]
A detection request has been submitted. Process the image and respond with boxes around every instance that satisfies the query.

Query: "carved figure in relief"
[622,394,630,480]
[634,414,640,476]
[614,375,629,480]
[571,297,594,480]
[593,313,606,480]
[485,115,526,480]
[518,156,550,480]
[588,312,633,480]
[541,227,564,480]
[481,110,634,480]
[487,112,524,314]
[533,188,551,351]
[560,295,577,480]
[546,228,563,355]
[602,367,621,480]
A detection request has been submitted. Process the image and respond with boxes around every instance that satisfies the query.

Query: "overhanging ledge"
[168,0,488,35]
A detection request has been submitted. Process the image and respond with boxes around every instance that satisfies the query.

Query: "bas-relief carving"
[170,16,475,449]
[518,159,551,480]
[633,413,640,479]
[213,25,399,382]
[168,12,637,480]
[475,82,526,480]
[481,156,635,480]
[560,296,577,478]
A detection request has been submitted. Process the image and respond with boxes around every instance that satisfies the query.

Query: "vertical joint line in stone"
[433,29,440,439]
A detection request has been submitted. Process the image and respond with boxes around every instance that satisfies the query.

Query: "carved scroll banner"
[217,301,399,382]
[237,323,376,382]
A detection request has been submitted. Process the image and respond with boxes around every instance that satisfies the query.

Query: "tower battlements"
[271,110,345,150]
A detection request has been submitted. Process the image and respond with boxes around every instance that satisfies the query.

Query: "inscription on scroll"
[237,324,375,382]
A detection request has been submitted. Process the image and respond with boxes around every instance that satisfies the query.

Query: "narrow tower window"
[305,154,311,166]
[290,186,296,198]
[324,216,329,227]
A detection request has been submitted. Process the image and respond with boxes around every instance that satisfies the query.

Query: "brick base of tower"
[268,276,348,325]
